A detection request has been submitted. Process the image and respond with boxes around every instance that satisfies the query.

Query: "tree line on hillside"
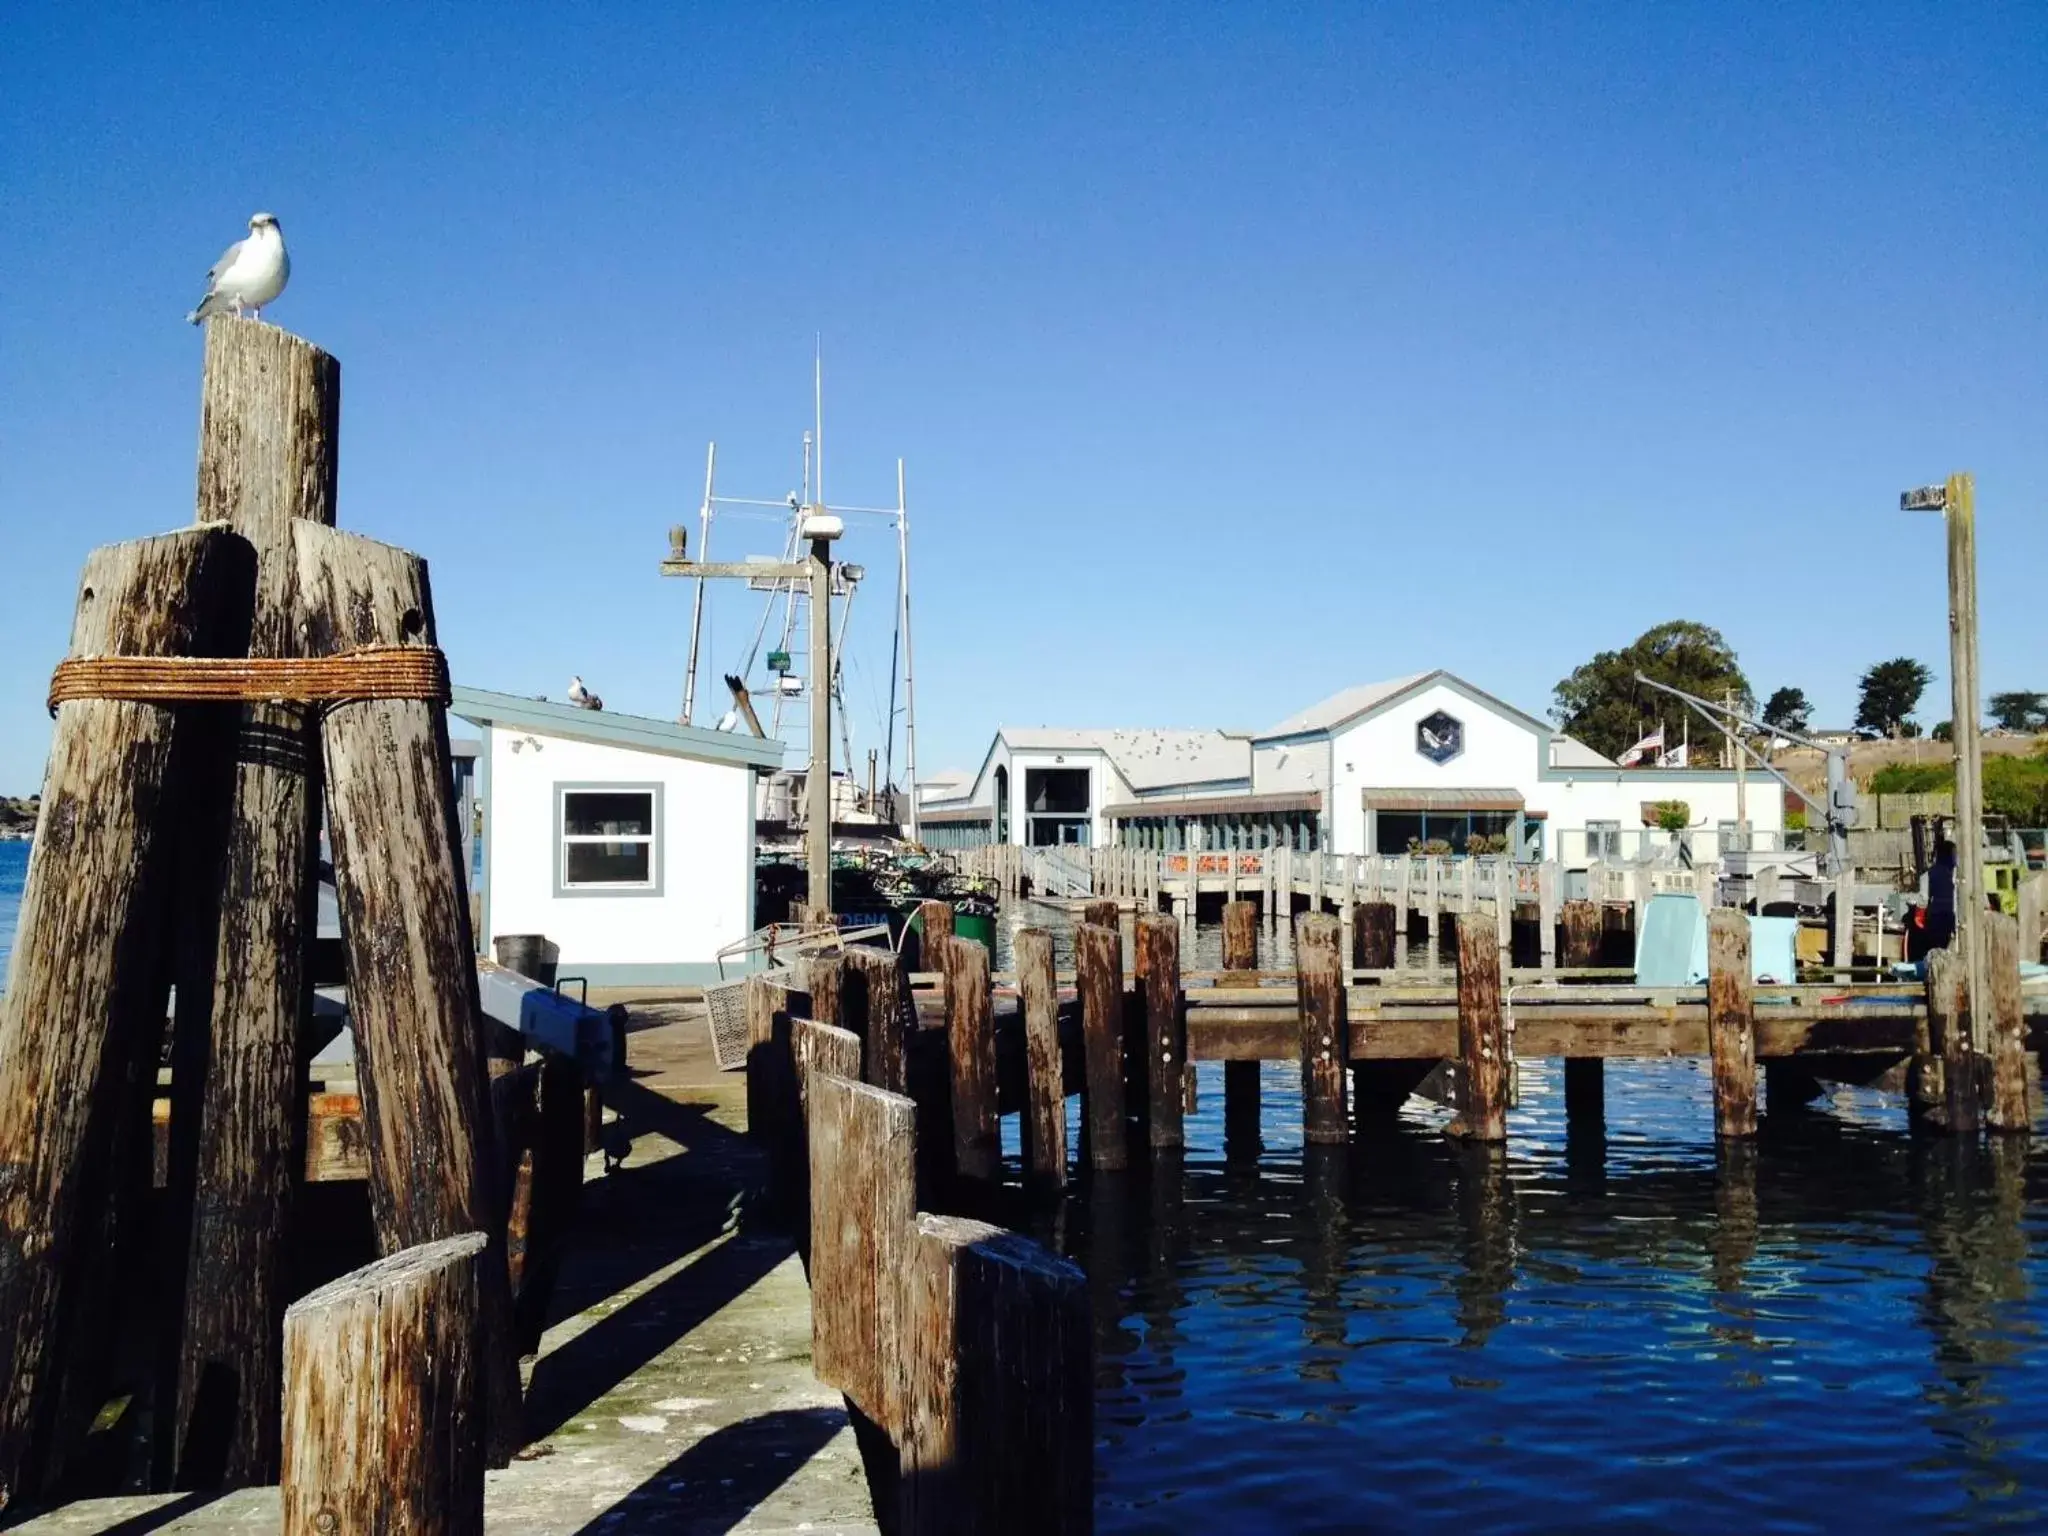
[1548,620,2048,762]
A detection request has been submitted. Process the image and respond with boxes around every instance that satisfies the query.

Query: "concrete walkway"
[17,994,880,1535]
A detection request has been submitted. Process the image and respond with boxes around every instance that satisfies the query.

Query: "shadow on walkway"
[568,1408,844,1535]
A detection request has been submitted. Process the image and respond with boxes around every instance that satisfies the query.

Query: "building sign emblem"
[1417,710,1463,765]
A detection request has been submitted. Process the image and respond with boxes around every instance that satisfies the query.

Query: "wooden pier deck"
[20,1001,881,1535]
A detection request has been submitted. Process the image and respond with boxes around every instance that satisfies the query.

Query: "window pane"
[1377,813,1424,854]
[566,841,651,885]
[564,791,653,837]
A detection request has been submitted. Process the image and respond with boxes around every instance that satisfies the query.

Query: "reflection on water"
[1060,1058,2048,1533]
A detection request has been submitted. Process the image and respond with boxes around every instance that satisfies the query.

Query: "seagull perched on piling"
[187,212,290,323]
[568,676,604,711]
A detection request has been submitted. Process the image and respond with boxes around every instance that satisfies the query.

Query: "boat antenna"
[680,441,716,724]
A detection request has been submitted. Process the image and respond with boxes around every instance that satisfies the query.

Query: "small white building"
[923,670,1783,863]
[452,686,783,985]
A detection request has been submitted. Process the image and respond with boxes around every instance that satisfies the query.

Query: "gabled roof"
[997,727,1251,792]
[1549,735,1615,768]
[1257,669,1552,741]
[450,686,785,770]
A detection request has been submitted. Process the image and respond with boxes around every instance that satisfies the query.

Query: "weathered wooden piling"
[808,952,847,1032]
[1136,915,1185,1149]
[1705,909,1757,1138]
[898,1215,1093,1534]
[916,899,953,975]
[1450,914,1508,1141]
[1221,901,1260,1151]
[1559,899,1605,1129]
[1985,913,2031,1134]
[0,528,244,1508]
[943,937,1001,1185]
[170,319,341,1489]
[290,522,519,1462]
[280,1233,486,1536]
[1924,947,1979,1135]
[808,1072,917,1435]
[1015,929,1067,1192]
[793,1018,863,1116]
[845,945,911,1095]
[1074,923,1127,1171]
[1082,898,1120,931]
[1296,914,1348,1144]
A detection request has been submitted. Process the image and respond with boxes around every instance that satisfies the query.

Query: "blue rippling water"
[1062,1059,2048,1534]
[0,840,26,980]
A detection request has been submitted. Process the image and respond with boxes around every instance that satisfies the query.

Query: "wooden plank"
[510,1055,583,1355]
[1075,924,1126,1171]
[1015,929,1066,1192]
[1450,914,1507,1141]
[898,1215,1093,1535]
[1706,909,1757,1137]
[290,522,519,1464]
[1986,912,2031,1133]
[845,946,910,1095]
[808,1073,916,1436]
[1136,915,1185,1149]
[1081,899,1119,930]
[281,1233,485,1535]
[0,527,245,1510]
[944,937,1000,1184]
[808,953,846,1032]
[793,1017,863,1118]
[168,319,341,1490]
[916,899,953,976]
[1297,914,1347,1144]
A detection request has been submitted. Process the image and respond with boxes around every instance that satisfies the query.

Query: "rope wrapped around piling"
[47,645,450,714]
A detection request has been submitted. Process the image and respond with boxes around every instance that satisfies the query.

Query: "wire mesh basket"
[704,976,765,1072]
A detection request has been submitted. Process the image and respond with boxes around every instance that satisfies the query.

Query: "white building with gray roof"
[921,670,1781,863]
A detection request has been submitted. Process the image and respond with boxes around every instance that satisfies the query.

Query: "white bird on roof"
[187,212,290,324]
[568,676,603,711]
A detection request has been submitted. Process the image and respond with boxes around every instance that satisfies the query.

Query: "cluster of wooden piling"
[0,320,553,1527]
[745,902,1092,1534]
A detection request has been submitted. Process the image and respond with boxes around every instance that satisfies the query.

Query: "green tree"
[1855,658,1933,739]
[1550,621,1751,762]
[1987,690,2048,731]
[1761,686,1812,736]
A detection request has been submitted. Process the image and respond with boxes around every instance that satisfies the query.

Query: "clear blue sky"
[4,4,2044,794]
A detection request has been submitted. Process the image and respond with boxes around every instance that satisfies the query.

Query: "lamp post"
[1902,472,1984,1042]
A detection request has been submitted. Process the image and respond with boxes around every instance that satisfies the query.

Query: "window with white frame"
[558,785,659,891]
[1586,820,1622,859]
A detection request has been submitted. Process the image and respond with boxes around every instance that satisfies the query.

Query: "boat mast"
[680,441,716,724]
[898,457,920,843]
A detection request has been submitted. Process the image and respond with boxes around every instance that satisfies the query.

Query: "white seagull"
[568,676,604,711]
[187,212,290,324]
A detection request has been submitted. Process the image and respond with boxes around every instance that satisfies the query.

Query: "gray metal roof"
[449,686,785,770]
[997,727,1250,792]
[1549,735,1615,768]
[1258,673,1433,738]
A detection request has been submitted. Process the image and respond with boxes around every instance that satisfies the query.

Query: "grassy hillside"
[0,796,38,836]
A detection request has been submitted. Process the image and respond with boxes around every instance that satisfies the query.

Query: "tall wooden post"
[281,1234,486,1535]
[1705,909,1757,1138]
[1082,898,1119,931]
[290,524,520,1463]
[916,898,953,975]
[1559,900,1605,1131]
[0,529,244,1511]
[943,937,1000,1185]
[1943,473,1988,1040]
[1015,928,1067,1193]
[1222,901,1260,1152]
[1297,914,1348,1144]
[1450,914,1507,1142]
[1075,923,1126,1172]
[167,320,341,1487]
[1136,915,1184,1149]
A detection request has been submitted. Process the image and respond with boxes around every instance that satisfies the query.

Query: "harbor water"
[1062,1060,2048,1533]
[0,840,25,980]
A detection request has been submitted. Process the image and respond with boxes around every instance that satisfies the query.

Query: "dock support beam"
[1137,915,1185,1149]
[1450,914,1507,1142]
[1706,909,1757,1138]
[1296,915,1347,1144]
[1076,923,1127,1172]
[1221,901,1260,1154]
[1559,900,1605,1132]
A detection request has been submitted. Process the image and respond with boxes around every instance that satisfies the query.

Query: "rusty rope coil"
[47,645,450,714]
